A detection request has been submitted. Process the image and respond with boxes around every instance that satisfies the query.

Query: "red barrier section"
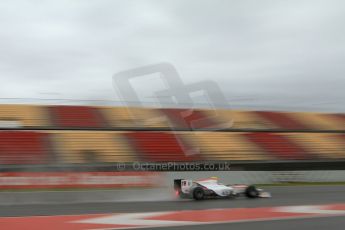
[333,114,345,124]
[49,106,106,128]
[0,172,162,189]
[244,132,311,160]
[125,132,200,161]
[0,131,50,164]
[161,108,216,129]
[255,111,309,130]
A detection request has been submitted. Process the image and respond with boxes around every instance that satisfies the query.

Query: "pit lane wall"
[0,172,163,189]
[0,171,345,190]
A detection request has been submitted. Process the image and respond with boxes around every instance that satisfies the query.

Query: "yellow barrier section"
[190,132,271,160]
[0,104,50,127]
[288,112,344,130]
[203,109,278,129]
[101,106,169,128]
[283,133,345,159]
[53,131,137,163]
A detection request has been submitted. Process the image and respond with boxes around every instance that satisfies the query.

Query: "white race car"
[174,177,271,200]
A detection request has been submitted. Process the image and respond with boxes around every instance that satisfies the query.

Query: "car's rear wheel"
[193,187,205,200]
[245,185,259,198]
[177,190,188,199]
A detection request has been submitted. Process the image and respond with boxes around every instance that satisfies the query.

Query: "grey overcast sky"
[0,0,344,112]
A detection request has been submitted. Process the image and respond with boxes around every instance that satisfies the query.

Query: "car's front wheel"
[245,185,259,198]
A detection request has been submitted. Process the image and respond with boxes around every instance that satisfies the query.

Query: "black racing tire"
[245,185,259,198]
[193,187,205,200]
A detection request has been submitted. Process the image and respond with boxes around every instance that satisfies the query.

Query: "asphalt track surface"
[1,185,345,229]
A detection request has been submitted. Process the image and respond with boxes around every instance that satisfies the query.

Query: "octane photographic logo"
[113,62,233,156]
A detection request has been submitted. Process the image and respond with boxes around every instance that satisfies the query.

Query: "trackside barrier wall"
[0,171,345,190]
[0,172,163,189]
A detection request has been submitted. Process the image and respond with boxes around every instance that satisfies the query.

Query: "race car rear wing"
[174,179,184,191]
[174,179,193,194]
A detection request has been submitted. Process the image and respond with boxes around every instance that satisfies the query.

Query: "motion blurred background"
[0,0,344,207]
